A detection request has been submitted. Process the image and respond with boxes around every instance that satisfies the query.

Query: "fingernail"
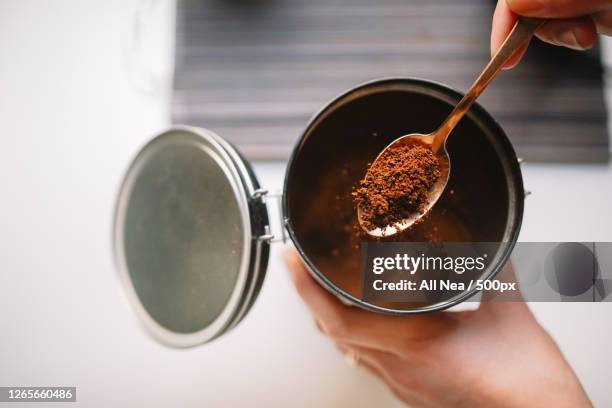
[569,30,582,49]
[344,349,360,367]
[502,59,518,70]
[571,29,595,50]
[315,319,325,333]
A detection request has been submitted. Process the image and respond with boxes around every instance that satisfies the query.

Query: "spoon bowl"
[357,132,450,237]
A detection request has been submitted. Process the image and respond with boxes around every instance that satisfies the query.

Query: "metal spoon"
[358,17,545,238]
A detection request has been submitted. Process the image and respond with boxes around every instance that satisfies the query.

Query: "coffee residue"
[352,142,441,231]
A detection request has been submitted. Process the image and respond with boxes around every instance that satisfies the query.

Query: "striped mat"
[173,0,609,162]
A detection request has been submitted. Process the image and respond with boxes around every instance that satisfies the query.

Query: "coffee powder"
[353,142,441,232]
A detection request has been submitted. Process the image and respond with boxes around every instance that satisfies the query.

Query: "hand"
[284,249,591,407]
[491,0,612,68]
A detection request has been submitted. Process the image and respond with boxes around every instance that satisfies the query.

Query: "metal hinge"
[251,188,287,243]
[517,158,532,198]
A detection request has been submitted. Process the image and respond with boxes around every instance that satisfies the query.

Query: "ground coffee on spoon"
[353,142,441,233]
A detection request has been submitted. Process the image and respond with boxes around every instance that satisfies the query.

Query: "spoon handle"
[432,17,546,153]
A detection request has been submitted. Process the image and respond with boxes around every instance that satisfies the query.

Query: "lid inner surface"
[123,137,246,334]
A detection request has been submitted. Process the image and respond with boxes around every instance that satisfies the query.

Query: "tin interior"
[284,78,524,313]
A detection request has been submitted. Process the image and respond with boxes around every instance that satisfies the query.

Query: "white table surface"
[0,1,611,407]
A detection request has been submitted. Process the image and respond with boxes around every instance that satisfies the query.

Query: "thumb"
[491,1,530,69]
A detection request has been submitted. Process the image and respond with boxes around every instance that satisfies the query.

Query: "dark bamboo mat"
[173,0,609,162]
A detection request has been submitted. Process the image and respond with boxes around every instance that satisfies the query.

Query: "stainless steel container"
[114,78,524,347]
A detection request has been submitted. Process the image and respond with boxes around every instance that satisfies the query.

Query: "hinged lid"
[114,127,270,347]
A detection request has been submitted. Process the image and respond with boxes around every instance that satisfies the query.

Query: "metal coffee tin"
[283,78,524,315]
[114,78,525,347]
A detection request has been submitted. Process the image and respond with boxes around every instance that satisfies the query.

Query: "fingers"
[283,248,454,355]
[506,0,612,19]
[491,0,600,69]
[535,17,598,50]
